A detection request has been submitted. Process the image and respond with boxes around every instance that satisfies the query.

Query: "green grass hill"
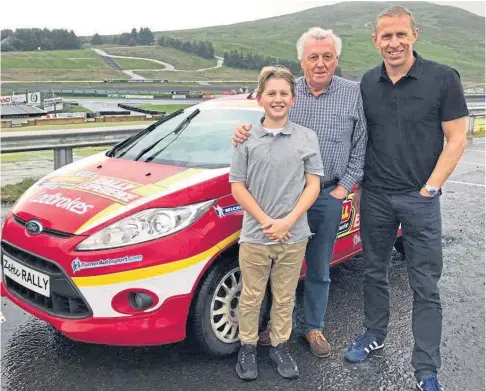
[2,1,484,85]
[155,1,485,85]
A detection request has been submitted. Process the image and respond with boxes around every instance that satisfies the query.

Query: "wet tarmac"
[1,141,485,391]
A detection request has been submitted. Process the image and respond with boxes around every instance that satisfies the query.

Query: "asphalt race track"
[1,141,485,391]
[2,83,254,93]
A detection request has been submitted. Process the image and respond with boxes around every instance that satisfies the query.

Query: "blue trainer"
[344,332,385,362]
[416,375,444,391]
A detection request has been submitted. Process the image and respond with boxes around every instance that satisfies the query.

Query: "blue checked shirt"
[289,76,368,191]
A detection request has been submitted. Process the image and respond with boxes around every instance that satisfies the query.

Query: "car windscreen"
[113,107,264,168]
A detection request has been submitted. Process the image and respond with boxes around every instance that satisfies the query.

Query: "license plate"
[2,254,50,297]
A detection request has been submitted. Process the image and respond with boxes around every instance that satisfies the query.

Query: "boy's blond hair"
[255,66,296,99]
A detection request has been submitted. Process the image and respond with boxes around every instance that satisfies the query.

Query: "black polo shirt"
[360,51,469,194]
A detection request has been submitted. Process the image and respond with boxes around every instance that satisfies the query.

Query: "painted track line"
[459,161,485,166]
[446,180,485,187]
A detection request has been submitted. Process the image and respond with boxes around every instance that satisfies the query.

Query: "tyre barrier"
[117,103,166,115]
[86,110,131,118]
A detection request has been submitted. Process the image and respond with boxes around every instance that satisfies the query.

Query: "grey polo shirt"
[229,120,324,245]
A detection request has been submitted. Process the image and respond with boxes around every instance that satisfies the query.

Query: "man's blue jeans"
[301,184,344,336]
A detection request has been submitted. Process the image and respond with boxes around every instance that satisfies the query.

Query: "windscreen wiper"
[108,109,185,158]
[134,109,201,162]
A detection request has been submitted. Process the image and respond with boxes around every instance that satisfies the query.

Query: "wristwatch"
[423,184,439,196]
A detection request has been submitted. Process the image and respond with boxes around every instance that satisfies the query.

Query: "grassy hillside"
[155,1,485,84]
[1,49,129,81]
[137,67,260,81]
[3,2,483,84]
[1,46,233,81]
[102,46,217,70]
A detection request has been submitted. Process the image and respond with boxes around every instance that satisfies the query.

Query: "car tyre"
[190,255,270,357]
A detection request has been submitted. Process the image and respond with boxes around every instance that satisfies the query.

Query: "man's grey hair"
[296,27,342,60]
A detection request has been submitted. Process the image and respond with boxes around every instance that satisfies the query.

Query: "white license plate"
[2,254,50,297]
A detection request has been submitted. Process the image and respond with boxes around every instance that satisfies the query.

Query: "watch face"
[429,189,438,195]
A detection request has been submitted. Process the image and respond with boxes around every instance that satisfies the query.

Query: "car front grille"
[13,215,74,238]
[1,241,91,319]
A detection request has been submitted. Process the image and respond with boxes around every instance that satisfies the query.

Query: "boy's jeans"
[301,184,345,336]
[238,240,307,346]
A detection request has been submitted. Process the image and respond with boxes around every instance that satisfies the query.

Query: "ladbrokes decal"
[31,192,94,215]
[38,171,142,204]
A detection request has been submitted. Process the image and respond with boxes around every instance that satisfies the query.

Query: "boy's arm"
[229,142,273,227]
[285,173,321,226]
[264,130,324,241]
[231,182,271,226]
[263,173,320,241]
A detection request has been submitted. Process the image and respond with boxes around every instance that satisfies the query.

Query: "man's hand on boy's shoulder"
[262,218,292,242]
[232,124,252,146]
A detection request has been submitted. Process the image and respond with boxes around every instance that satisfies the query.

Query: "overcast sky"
[1,0,484,36]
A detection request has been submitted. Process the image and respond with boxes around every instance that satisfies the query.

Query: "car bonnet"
[11,152,229,235]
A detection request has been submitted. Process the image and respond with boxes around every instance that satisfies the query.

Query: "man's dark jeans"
[301,184,344,336]
[360,188,443,380]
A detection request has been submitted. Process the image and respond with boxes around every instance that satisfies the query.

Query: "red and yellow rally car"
[0,95,404,356]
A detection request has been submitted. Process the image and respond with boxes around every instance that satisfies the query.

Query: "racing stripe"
[74,204,124,235]
[75,167,229,234]
[154,168,203,187]
[217,231,240,250]
[131,168,203,196]
[131,184,162,197]
[72,230,241,287]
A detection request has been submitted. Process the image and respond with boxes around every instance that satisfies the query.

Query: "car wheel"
[190,255,270,357]
[394,237,405,258]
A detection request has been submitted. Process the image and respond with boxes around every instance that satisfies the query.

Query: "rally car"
[0,95,404,356]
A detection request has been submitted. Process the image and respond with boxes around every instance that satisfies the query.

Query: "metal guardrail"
[468,112,485,134]
[1,125,146,169]
[1,110,485,171]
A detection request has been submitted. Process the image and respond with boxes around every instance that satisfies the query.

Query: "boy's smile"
[257,77,295,126]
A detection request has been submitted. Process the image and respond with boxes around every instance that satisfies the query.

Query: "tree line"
[1,28,81,52]
[1,26,342,76]
[222,50,342,76]
[157,36,215,59]
[108,27,155,46]
[223,50,302,74]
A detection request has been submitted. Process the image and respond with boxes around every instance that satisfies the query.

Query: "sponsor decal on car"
[337,196,360,239]
[213,204,242,218]
[38,171,143,204]
[30,192,94,215]
[72,255,144,273]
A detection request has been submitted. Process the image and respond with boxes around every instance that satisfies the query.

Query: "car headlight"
[76,199,215,251]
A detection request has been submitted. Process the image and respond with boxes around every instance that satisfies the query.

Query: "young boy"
[229,66,324,380]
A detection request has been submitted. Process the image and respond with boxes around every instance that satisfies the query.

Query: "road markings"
[446,180,485,187]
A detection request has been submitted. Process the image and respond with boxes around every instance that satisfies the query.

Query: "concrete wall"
[103,115,147,122]
[34,118,85,126]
